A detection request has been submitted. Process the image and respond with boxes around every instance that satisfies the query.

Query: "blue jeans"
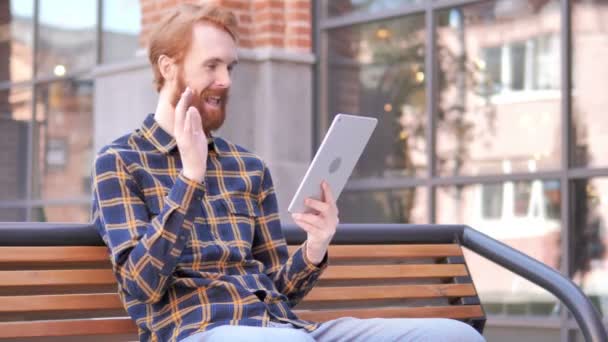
[180,317,485,341]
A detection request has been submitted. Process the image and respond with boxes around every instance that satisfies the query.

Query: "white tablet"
[288,113,377,214]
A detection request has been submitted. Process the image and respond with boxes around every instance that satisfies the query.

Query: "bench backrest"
[0,242,484,340]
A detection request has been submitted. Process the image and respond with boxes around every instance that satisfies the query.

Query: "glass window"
[480,34,560,94]
[572,178,608,317]
[572,0,608,168]
[326,14,426,179]
[324,0,422,18]
[437,180,562,316]
[436,0,561,176]
[513,181,531,217]
[37,0,97,77]
[102,0,141,64]
[481,183,503,219]
[31,203,91,222]
[0,207,27,221]
[0,0,34,82]
[534,34,560,90]
[0,87,31,201]
[338,188,426,223]
[32,79,93,201]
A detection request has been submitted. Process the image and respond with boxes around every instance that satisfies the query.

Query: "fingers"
[292,213,324,229]
[321,181,336,208]
[175,87,191,134]
[189,106,205,138]
[307,182,338,218]
[292,215,321,234]
[304,197,330,214]
[184,106,194,135]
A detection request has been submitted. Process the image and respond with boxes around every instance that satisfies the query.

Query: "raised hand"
[174,87,208,183]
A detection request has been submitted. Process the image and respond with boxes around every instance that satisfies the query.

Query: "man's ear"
[158,54,177,83]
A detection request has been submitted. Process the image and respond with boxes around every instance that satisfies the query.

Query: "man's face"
[171,23,238,133]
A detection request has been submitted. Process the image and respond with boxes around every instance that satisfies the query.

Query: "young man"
[92,3,484,342]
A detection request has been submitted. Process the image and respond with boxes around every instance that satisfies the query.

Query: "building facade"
[0,0,607,340]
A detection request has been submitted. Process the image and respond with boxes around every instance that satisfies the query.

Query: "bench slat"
[303,284,476,302]
[0,245,461,264]
[330,244,463,258]
[0,318,137,338]
[0,305,483,338]
[0,306,483,338]
[295,305,485,322]
[320,264,468,280]
[0,293,124,312]
[0,247,109,264]
[0,283,477,313]
[287,244,462,259]
[0,265,468,287]
[0,270,116,287]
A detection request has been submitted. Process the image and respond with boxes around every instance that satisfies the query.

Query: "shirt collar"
[140,114,217,155]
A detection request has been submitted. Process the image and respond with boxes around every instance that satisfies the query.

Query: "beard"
[171,69,229,134]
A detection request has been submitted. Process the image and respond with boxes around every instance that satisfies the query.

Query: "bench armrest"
[461,226,606,342]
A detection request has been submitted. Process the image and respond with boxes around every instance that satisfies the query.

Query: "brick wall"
[139,0,312,52]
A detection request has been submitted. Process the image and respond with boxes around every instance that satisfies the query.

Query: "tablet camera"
[329,157,342,174]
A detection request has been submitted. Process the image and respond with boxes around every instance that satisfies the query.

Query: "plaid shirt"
[92,114,327,341]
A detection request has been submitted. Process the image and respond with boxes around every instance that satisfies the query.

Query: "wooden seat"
[290,244,484,325]
[0,243,484,340]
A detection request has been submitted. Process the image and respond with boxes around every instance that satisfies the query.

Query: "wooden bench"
[0,223,485,341]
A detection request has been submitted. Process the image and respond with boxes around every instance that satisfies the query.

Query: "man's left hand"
[291,181,339,265]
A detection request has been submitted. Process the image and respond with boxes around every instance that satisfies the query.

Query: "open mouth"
[204,95,222,109]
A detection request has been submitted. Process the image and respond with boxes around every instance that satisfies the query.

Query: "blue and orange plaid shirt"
[92,114,327,341]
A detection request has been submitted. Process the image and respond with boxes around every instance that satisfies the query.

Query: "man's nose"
[216,66,231,88]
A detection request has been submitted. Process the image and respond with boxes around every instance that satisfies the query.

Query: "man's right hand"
[175,87,208,183]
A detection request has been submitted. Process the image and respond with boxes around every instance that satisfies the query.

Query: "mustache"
[200,88,229,100]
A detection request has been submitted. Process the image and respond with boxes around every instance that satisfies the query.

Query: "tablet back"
[288,113,377,213]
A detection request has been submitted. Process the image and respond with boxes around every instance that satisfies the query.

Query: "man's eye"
[228,65,235,73]
[206,64,217,70]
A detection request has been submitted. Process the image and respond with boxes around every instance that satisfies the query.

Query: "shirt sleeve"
[91,150,204,304]
[251,164,328,307]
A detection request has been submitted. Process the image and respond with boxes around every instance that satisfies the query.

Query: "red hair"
[148,3,238,92]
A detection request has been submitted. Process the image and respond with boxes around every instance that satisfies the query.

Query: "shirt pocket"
[219,196,261,254]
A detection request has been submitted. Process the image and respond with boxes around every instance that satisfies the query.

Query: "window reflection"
[481,34,559,94]
[325,0,422,18]
[481,183,503,219]
[0,87,31,201]
[572,0,608,168]
[0,207,27,221]
[0,0,34,82]
[436,0,561,176]
[572,178,608,317]
[36,0,96,77]
[338,188,426,223]
[437,180,562,316]
[32,79,93,202]
[102,0,141,63]
[31,204,90,223]
[327,14,427,179]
